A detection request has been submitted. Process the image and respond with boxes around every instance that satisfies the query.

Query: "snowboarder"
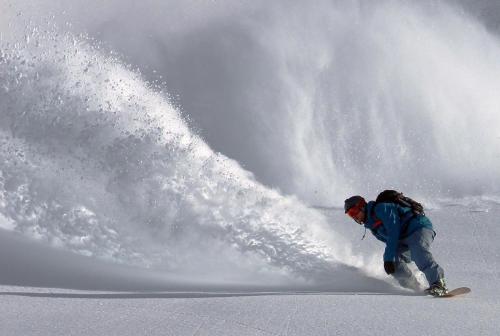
[344,193,448,296]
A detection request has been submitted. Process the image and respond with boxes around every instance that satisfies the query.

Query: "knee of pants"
[411,249,436,270]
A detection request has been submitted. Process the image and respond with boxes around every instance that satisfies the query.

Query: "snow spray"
[1,0,500,287]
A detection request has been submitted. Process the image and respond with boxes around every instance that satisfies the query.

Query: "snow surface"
[1,202,499,336]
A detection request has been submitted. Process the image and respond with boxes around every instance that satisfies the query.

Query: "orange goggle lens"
[347,206,362,218]
[346,200,365,218]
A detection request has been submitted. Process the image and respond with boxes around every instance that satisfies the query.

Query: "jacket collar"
[363,201,378,229]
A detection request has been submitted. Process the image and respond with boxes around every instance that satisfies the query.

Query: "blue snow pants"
[393,228,445,288]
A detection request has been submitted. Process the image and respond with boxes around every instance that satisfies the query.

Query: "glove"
[384,261,396,275]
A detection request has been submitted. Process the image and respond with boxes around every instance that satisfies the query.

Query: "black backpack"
[374,190,425,216]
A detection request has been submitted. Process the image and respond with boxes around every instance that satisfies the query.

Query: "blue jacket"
[364,201,433,262]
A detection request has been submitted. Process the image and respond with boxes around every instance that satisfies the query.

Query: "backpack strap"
[369,203,383,230]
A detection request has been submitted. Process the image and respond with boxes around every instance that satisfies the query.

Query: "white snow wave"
[4,0,498,290]
[10,0,500,205]
[0,228,397,292]
[0,25,366,287]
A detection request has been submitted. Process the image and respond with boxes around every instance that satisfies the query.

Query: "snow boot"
[427,278,448,297]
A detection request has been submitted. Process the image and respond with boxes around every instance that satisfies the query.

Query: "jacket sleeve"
[376,204,401,262]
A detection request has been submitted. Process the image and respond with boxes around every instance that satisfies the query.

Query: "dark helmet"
[344,195,366,213]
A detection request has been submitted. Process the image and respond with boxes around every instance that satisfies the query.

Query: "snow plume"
[3,0,500,291]
[184,0,500,205]
[11,0,500,205]
[0,23,380,290]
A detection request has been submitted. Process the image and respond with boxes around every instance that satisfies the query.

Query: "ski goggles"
[347,206,362,219]
[346,201,364,219]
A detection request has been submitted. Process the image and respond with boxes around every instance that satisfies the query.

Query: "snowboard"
[434,287,471,298]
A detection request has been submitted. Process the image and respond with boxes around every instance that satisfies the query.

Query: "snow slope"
[1,201,499,336]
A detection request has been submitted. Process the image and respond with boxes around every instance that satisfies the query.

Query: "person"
[344,194,448,296]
